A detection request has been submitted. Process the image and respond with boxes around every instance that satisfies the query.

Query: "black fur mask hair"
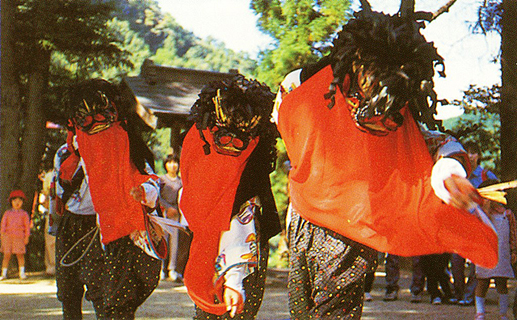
[189,74,277,157]
[326,10,446,134]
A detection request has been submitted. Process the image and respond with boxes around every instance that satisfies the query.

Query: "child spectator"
[474,179,517,320]
[1,190,31,280]
[159,153,188,282]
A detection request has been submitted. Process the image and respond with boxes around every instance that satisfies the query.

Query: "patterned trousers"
[288,210,377,319]
[56,211,105,319]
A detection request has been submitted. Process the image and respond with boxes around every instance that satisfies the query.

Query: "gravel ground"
[0,268,515,319]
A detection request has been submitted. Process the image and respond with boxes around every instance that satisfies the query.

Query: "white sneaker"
[169,270,179,282]
[0,275,6,281]
[160,271,167,280]
[19,273,27,280]
[364,292,373,301]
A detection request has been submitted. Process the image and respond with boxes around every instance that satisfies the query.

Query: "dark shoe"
[410,293,422,303]
[384,291,398,301]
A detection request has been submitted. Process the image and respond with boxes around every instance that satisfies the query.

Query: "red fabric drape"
[76,123,151,244]
[179,127,258,315]
[278,65,497,268]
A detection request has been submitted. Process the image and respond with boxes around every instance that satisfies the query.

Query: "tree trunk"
[500,0,517,212]
[20,48,51,212]
[1,0,23,214]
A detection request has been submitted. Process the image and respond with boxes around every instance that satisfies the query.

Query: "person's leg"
[495,278,509,318]
[56,211,88,320]
[103,236,161,319]
[364,271,375,293]
[475,278,490,317]
[287,212,314,319]
[288,211,377,319]
[364,271,375,301]
[464,263,477,304]
[175,230,192,277]
[15,254,26,279]
[437,254,453,301]
[410,256,425,302]
[384,254,400,300]
[167,228,179,280]
[421,255,441,303]
[78,215,105,319]
[1,252,12,279]
[44,216,56,275]
[450,253,465,301]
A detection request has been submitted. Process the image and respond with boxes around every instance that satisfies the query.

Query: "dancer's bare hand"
[130,186,144,202]
[223,287,244,317]
[443,174,481,210]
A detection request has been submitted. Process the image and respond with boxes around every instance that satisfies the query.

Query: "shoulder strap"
[59,167,85,205]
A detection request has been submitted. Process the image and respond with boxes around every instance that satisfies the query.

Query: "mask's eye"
[232,138,244,149]
[219,136,232,145]
[94,113,106,121]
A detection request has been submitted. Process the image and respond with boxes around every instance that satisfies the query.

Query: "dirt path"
[0,269,514,319]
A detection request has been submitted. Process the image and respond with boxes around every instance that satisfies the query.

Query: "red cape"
[179,127,258,315]
[278,65,497,268]
[76,123,152,244]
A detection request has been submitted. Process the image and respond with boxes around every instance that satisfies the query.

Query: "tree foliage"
[251,0,351,87]
[473,0,517,210]
[444,85,501,175]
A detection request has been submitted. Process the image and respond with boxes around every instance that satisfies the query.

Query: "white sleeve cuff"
[431,157,468,204]
[141,179,159,207]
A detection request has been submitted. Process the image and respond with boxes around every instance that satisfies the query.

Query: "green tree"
[251,0,351,87]
[1,0,127,225]
[475,0,517,210]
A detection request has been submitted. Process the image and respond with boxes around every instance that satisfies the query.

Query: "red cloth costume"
[179,127,258,315]
[76,122,154,244]
[278,65,498,268]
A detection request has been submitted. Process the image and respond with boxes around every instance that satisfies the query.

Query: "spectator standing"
[38,170,56,276]
[382,254,426,303]
[1,190,30,280]
[421,253,453,305]
[474,179,516,320]
[159,153,188,282]
[451,141,498,305]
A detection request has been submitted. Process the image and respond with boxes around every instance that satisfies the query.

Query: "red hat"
[9,190,26,201]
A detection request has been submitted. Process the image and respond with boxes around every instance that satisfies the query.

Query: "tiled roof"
[122,59,238,128]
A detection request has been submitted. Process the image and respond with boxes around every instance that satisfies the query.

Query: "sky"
[156,0,501,117]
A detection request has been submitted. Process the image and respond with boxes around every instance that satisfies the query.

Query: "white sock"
[19,267,25,274]
[1,268,7,277]
[475,296,486,314]
[499,293,509,315]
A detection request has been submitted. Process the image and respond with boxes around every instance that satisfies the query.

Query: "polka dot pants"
[103,235,161,319]
[194,242,269,320]
[288,211,377,319]
[56,211,105,319]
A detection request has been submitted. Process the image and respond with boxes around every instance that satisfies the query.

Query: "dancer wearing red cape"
[274,8,498,319]
[179,75,281,318]
[64,79,162,319]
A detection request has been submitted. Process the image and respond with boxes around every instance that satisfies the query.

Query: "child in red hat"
[1,190,30,280]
